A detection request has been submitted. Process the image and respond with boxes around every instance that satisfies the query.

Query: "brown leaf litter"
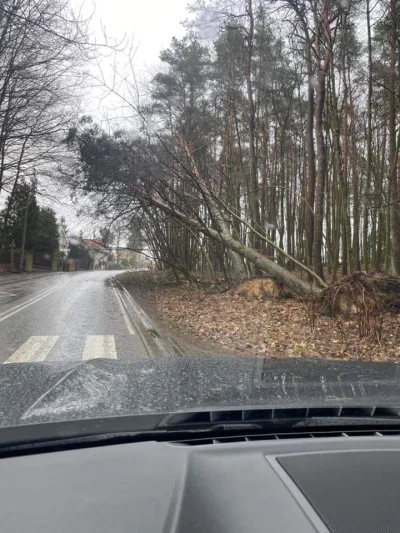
[119,271,400,362]
[146,285,400,362]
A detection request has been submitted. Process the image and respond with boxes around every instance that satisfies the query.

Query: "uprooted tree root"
[320,272,400,343]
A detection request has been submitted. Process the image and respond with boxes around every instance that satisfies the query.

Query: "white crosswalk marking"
[82,335,117,360]
[4,335,119,363]
[4,336,59,364]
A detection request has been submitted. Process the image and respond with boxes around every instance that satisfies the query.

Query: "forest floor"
[118,270,400,362]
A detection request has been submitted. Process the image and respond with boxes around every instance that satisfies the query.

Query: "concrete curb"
[113,278,182,358]
[114,279,158,334]
[115,277,193,358]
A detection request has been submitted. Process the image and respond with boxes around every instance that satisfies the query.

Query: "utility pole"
[19,190,31,271]
[116,229,121,265]
[10,240,15,272]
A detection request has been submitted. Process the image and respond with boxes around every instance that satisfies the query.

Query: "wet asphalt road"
[0,271,152,363]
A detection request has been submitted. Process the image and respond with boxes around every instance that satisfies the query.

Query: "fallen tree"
[63,122,324,299]
[128,183,323,298]
[63,121,400,311]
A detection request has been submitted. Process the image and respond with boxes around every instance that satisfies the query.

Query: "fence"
[0,249,21,272]
[0,250,89,272]
[32,252,52,270]
[0,250,10,264]
[77,259,92,270]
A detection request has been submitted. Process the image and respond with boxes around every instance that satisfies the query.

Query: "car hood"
[1,356,400,427]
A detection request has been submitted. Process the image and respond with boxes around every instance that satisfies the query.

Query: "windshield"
[0,0,400,431]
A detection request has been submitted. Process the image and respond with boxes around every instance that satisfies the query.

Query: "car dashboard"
[1,433,400,532]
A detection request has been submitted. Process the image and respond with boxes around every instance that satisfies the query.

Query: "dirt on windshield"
[118,270,400,362]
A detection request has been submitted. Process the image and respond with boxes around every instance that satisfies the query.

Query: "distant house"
[81,239,109,269]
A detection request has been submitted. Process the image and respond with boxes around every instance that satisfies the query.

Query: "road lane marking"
[4,336,59,364]
[0,282,68,317]
[83,335,117,360]
[0,291,16,296]
[114,288,136,335]
[0,281,71,323]
[0,280,71,316]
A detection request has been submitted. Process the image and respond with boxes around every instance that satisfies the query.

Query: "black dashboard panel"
[279,450,400,533]
[1,436,400,532]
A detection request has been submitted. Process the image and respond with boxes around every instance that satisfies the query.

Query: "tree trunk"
[391,0,400,273]
[305,39,316,269]
[245,0,261,250]
[312,57,328,279]
[363,0,373,271]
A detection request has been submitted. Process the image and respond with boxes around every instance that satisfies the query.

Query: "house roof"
[82,240,109,253]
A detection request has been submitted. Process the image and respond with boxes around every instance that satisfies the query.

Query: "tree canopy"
[0,182,59,254]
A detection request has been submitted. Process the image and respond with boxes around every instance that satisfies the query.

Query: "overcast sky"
[92,0,189,68]
[83,0,191,121]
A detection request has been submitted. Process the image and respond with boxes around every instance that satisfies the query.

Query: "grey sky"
[92,0,189,71]
[86,0,191,121]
